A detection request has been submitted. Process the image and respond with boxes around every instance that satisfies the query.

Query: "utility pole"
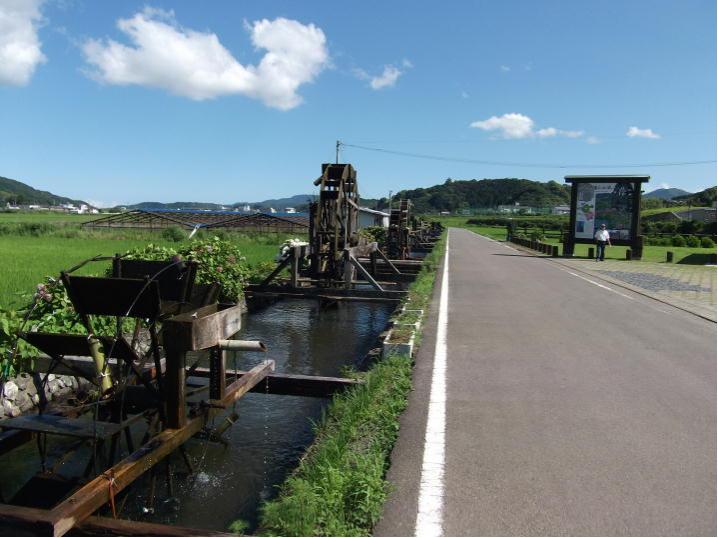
[335,140,341,164]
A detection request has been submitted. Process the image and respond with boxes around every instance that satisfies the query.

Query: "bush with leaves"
[161,225,186,242]
[700,236,715,248]
[685,235,701,248]
[180,236,250,303]
[358,226,387,246]
[671,234,687,247]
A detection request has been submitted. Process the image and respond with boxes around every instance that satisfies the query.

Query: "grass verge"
[255,231,447,536]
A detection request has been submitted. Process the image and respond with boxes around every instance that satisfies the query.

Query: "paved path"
[554,256,716,321]
[375,228,716,536]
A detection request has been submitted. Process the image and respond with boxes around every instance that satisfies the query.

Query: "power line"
[340,142,716,169]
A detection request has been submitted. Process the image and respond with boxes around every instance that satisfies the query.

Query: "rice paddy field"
[0,214,288,308]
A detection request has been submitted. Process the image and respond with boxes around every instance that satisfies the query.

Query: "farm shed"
[82,208,309,233]
[358,207,390,228]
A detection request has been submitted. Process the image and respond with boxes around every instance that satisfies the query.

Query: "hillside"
[673,186,716,206]
[245,194,316,210]
[644,188,692,200]
[394,178,571,213]
[125,201,227,210]
[0,176,87,207]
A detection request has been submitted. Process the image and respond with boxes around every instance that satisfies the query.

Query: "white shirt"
[594,229,610,241]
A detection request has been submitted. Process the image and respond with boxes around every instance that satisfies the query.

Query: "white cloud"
[82,8,329,109]
[659,182,671,189]
[354,60,411,90]
[626,126,661,139]
[0,0,47,86]
[471,113,535,139]
[470,113,584,140]
[460,90,469,99]
[586,136,601,144]
[500,65,511,72]
[370,65,402,89]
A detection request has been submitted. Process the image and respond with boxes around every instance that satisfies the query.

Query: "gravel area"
[597,270,712,292]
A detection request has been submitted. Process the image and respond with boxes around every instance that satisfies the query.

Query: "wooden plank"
[212,360,274,408]
[0,415,122,440]
[77,516,234,536]
[246,290,403,303]
[244,284,405,300]
[0,503,55,534]
[163,304,244,351]
[62,276,162,319]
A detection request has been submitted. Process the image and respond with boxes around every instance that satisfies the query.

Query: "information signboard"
[564,175,650,258]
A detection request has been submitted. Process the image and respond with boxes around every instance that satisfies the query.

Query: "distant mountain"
[394,178,571,213]
[241,194,317,210]
[124,201,227,210]
[673,186,717,206]
[0,176,88,207]
[644,188,692,200]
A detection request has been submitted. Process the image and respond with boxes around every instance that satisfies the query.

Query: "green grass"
[435,218,716,264]
[256,231,447,536]
[0,211,99,223]
[259,354,413,536]
[0,233,279,309]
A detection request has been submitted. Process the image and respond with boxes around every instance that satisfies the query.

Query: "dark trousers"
[596,240,607,260]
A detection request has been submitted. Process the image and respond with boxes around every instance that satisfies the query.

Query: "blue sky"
[0,0,715,206]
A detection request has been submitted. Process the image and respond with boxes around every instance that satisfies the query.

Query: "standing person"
[594,223,611,261]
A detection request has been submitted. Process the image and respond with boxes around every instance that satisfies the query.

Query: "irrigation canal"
[0,299,393,534]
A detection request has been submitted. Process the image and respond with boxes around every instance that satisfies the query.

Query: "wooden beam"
[77,515,234,536]
[211,360,274,408]
[349,255,383,291]
[245,284,405,301]
[192,367,359,398]
[0,503,55,534]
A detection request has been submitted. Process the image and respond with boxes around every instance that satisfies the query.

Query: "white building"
[358,207,390,228]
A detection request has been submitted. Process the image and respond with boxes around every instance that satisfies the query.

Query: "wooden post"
[162,339,186,429]
[588,247,595,259]
[552,245,559,257]
[626,249,632,260]
[634,235,644,260]
[290,247,300,288]
[666,251,673,263]
[208,346,226,401]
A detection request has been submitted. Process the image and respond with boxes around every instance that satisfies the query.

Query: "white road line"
[415,230,450,537]
[463,228,517,251]
[564,270,636,300]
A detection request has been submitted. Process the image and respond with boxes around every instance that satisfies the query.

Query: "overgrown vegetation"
[256,230,446,536]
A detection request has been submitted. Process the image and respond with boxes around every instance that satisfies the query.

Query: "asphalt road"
[375,228,716,536]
